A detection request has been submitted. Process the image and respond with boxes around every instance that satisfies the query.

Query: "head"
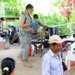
[33,14,38,20]
[43,26,47,30]
[1,17,4,22]
[25,4,34,14]
[0,17,4,23]
[48,35,63,53]
[1,57,15,75]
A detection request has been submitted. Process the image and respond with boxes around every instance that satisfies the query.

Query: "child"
[1,57,15,75]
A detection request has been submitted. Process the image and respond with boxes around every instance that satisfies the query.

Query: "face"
[51,43,62,53]
[28,8,33,14]
[34,18,38,21]
[43,26,46,30]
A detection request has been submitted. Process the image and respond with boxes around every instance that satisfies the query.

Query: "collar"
[49,49,55,57]
[49,49,61,58]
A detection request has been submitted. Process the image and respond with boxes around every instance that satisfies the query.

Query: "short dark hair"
[1,57,15,75]
[0,17,4,21]
[33,14,38,18]
[26,4,33,10]
[51,43,57,46]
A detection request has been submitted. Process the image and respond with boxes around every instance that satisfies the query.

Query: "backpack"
[21,13,27,24]
[21,12,32,24]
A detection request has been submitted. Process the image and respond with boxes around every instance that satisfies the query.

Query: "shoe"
[17,53,23,61]
[23,61,33,68]
[10,41,14,45]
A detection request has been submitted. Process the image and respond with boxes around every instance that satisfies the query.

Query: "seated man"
[0,18,3,32]
[37,26,49,50]
[9,26,19,44]
[10,32,19,44]
[0,17,9,37]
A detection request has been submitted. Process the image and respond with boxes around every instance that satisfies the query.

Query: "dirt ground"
[0,44,75,75]
[0,44,42,75]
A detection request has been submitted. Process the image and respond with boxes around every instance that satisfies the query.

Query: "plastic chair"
[65,42,75,70]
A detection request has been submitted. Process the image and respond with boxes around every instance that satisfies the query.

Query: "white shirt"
[42,49,63,75]
[0,23,3,32]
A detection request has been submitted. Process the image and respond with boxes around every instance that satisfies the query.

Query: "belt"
[19,28,30,33]
[30,33,37,35]
[24,31,30,33]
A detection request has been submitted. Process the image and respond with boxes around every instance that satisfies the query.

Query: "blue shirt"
[42,49,63,75]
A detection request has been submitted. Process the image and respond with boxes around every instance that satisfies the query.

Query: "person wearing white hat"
[42,35,64,75]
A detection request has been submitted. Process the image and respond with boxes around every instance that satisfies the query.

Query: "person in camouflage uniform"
[18,4,34,68]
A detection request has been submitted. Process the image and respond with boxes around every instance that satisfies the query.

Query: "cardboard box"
[0,41,9,50]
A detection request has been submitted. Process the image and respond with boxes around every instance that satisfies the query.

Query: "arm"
[42,57,51,75]
[19,13,31,28]
[19,20,31,28]
[38,21,49,28]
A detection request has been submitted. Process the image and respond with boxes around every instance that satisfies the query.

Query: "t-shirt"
[19,13,32,32]
[30,20,40,34]
[0,23,3,32]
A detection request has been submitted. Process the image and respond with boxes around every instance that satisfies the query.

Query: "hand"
[31,21,36,26]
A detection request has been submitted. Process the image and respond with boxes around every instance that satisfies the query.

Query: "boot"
[10,41,14,45]
[23,60,32,68]
[17,53,23,61]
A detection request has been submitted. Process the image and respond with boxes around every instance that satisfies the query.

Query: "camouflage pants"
[19,30,31,60]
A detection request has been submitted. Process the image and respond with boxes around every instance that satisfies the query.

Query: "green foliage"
[0,2,5,17]
[3,22,10,28]
[70,10,75,22]
[36,12,68,26]
[5,7,19,17]
[0,0,21,17]
[13,19,19,26]
[71,23,75,33]
[52,0,60,6]
[58,24,71,36]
